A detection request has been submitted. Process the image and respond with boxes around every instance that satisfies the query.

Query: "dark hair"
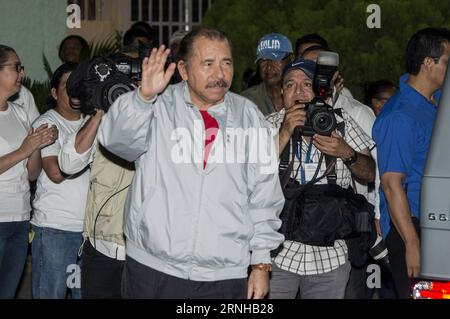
[0,45,17,66]
[364,80,397,107]
[58,35,89,62]
[406,27,450,75]
[300,45,329,59]
[123,28,152,47]
[47,62,78,108]
[177,27,232,63]
[131,21,154,37]
[295,34,329,55]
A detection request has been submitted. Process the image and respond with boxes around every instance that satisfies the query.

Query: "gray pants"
[269,262,351,299]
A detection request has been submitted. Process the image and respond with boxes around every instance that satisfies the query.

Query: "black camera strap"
[322,120,362,193]
[324,155,337,184]
[322,119,346,185]
[310,119,346,185]
[280,134,337,187]
[279,133,299,189]
[280,114,348,187]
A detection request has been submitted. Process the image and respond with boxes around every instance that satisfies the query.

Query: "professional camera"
[297,97,337,136]
[314,51,339,98]
[66,43,152,115]
[114,42,152,82]
[297,51,339,136]
[67,55,134,115]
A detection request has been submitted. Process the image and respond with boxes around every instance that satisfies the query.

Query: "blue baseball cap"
[282,59,316,80]
[256,33,293,62]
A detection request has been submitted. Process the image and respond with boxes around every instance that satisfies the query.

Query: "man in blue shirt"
[373,27,450,299]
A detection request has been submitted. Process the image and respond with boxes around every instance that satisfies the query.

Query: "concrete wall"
[0,0,68,82]
[68,0,131,43]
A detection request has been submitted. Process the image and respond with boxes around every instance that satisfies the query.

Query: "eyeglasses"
[0,63,25,73]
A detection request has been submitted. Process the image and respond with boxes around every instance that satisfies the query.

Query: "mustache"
[206,79,228,89]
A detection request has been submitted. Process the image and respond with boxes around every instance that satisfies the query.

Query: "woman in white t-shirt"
[0,45,57,298]
[31,63,90,299]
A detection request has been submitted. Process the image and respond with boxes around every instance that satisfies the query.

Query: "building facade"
[0,0,214,82]
[68,0,215,46]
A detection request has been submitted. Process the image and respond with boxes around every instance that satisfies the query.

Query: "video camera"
[296,51,339,136]
[67,43,152,115]
[114,42,152,82]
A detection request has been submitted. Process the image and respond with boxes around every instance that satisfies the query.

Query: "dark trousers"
[344,262,397,299]
[385,217,420,299]
[345,265,368,299]
[81,240,125,299]
[122,256,247,299]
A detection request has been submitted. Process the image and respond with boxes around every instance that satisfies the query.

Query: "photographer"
[302,45,385,298]
[266,59,375,299]
[57,50,143,298]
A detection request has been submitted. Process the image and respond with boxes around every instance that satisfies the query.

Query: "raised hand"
[140,45,177,101]
[331,70,344,95]
[20,124,58,157]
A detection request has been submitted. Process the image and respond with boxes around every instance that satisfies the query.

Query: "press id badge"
[302,162,327,184]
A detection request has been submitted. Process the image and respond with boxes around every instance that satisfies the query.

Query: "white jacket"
[98,82,285,281]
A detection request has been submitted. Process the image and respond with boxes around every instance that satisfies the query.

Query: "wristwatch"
[251,263,273,272]
[343,149,358,167]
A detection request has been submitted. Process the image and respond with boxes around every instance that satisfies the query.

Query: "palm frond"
[42,54,53,81]
[88,32,121,57]
[22,77,51,114]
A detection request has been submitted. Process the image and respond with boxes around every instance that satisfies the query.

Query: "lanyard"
[296,138,314,185]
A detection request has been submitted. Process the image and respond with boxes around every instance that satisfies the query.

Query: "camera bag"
[274,124,376,267]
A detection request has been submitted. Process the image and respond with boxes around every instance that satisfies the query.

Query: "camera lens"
[106,83,133,106]
[369,235,392,275]
[369,236,388,261]
[311,111,337,135]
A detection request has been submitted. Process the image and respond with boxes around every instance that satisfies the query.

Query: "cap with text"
[256,33,293,62]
